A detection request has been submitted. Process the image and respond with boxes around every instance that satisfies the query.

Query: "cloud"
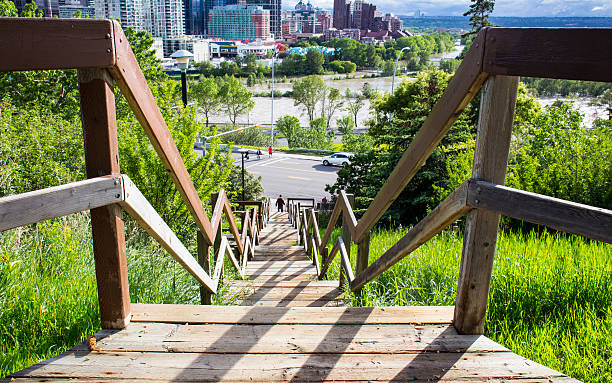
[284,0,612,17]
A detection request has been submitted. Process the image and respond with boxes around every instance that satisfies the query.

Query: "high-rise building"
[11,0,59,16]
[332,0,346,30]
[184,0,206,35]
[245,0,280,39]
[360,2,375,30]
[208,4,270,40]
[94,0,145,30]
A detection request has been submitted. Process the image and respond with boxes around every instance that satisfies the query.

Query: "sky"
[283,0,612,17]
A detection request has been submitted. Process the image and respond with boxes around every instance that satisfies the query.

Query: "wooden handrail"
[319,190,357,256]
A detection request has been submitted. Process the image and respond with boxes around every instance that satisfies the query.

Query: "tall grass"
[0,213,242,377]
[321,226,611,382]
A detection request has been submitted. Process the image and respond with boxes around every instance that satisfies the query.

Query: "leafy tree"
[336,115,355,135]
[217,123,271,147]
[292,75,326,123]
[327,70,475,226]
[345,89,365,126]
[190,77,219,127]
[382,60,395,76]
[590,89,612,120]
[305,48,324,75]
[276,115,302,147]
[439,58,461,74]
[217,75,254,125]
[0,0,18,16]
[322,87,344,128]
[227,164,264,201]
[342,132,373,153]
[463,0,495,36]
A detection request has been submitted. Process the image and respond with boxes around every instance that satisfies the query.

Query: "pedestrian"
[276,194,285,212]
[268,146,273,157]
[245,152,249,160]
[321,196,328,210]
[257,149,262,159]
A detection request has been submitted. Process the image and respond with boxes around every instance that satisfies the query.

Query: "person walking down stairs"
[275,195,285,212]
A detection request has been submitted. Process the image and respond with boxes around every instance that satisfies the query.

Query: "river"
[204,42,606,130]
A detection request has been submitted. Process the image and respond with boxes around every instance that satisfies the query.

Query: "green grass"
[0,213,243,377]
[319,226,611,382]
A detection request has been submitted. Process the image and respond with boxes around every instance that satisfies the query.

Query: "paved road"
[232,152,339,202]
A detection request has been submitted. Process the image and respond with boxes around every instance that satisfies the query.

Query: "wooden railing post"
[296,202,302,243]
[454,75,519,335]
[210,192,223,272]
[355,232,370,285]
[197,230,212,305]
[78,68,130,329]
[340,194,355,287]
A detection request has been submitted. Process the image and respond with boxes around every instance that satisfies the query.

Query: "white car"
[322,152,353,167]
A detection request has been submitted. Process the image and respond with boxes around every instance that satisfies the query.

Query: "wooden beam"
[223,197,244,257]
[0,18,115,71]
[340,193,355,286]
[120,176,216,294]
[0,177,123,232]
[319,196,343,254]
[108,21,214,245]
[319,237,341,279]
[351,181,471,292]
[338,237,354,285]
[197,231,212,305]
[483,27,612,82]
[355,232,370,281]
[454,75,519,335]
[353,30,487,242]
[468,180,612,244]
[78,68,130,330]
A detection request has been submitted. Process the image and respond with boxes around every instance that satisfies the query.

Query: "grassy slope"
[322,226,612,382]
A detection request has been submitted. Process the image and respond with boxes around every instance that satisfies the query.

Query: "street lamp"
[391,46,410,94]
[270,49,277,147]
[238,148,249,201]
[171,49,194,106]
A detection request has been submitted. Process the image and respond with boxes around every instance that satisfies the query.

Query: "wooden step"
[131,304,455,325]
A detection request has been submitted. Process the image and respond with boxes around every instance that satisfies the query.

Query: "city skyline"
[283,0,612,17]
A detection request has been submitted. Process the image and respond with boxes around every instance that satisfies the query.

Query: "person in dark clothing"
[276,195,285,212]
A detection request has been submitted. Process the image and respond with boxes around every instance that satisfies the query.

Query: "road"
[232,152,339,202]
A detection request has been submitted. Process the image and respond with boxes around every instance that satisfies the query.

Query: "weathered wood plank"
[74,322,508,354]
[468,180,612,243]
[319,195,343,254]
[483,27,612,82]
[353,29,488,242]
[0,177,123,232]
[120,176,216,293]
[78,68,130,330]
[237,299,345,307]
[454,75,519,335]
[131,304,455,324]
[0,18,115,71]
[11,350,569,382]
[109,21,214,244]
[340,193,355,286]
[228,280,340,288]
[351,181,471,292]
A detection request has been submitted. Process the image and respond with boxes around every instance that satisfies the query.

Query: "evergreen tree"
[463,0,495,36]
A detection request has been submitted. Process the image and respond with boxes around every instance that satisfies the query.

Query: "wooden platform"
[4,211,577,382]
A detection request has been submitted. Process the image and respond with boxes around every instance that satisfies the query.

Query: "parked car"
[322,152,353,167]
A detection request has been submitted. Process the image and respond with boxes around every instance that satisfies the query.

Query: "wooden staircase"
[230,211,346,307]
[6,211,576,382]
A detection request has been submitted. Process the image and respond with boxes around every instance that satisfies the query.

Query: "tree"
[292,75,326,123]
[305,48,324,75]
[322,87,344,128]
[345,89,365,126]
[217,75,254,125]
[336,115,354,135]
[463,0,495,36]
[190,77,219,127]
[276,115,302,147]
[0,0,18,16]
[327,70,475,226]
